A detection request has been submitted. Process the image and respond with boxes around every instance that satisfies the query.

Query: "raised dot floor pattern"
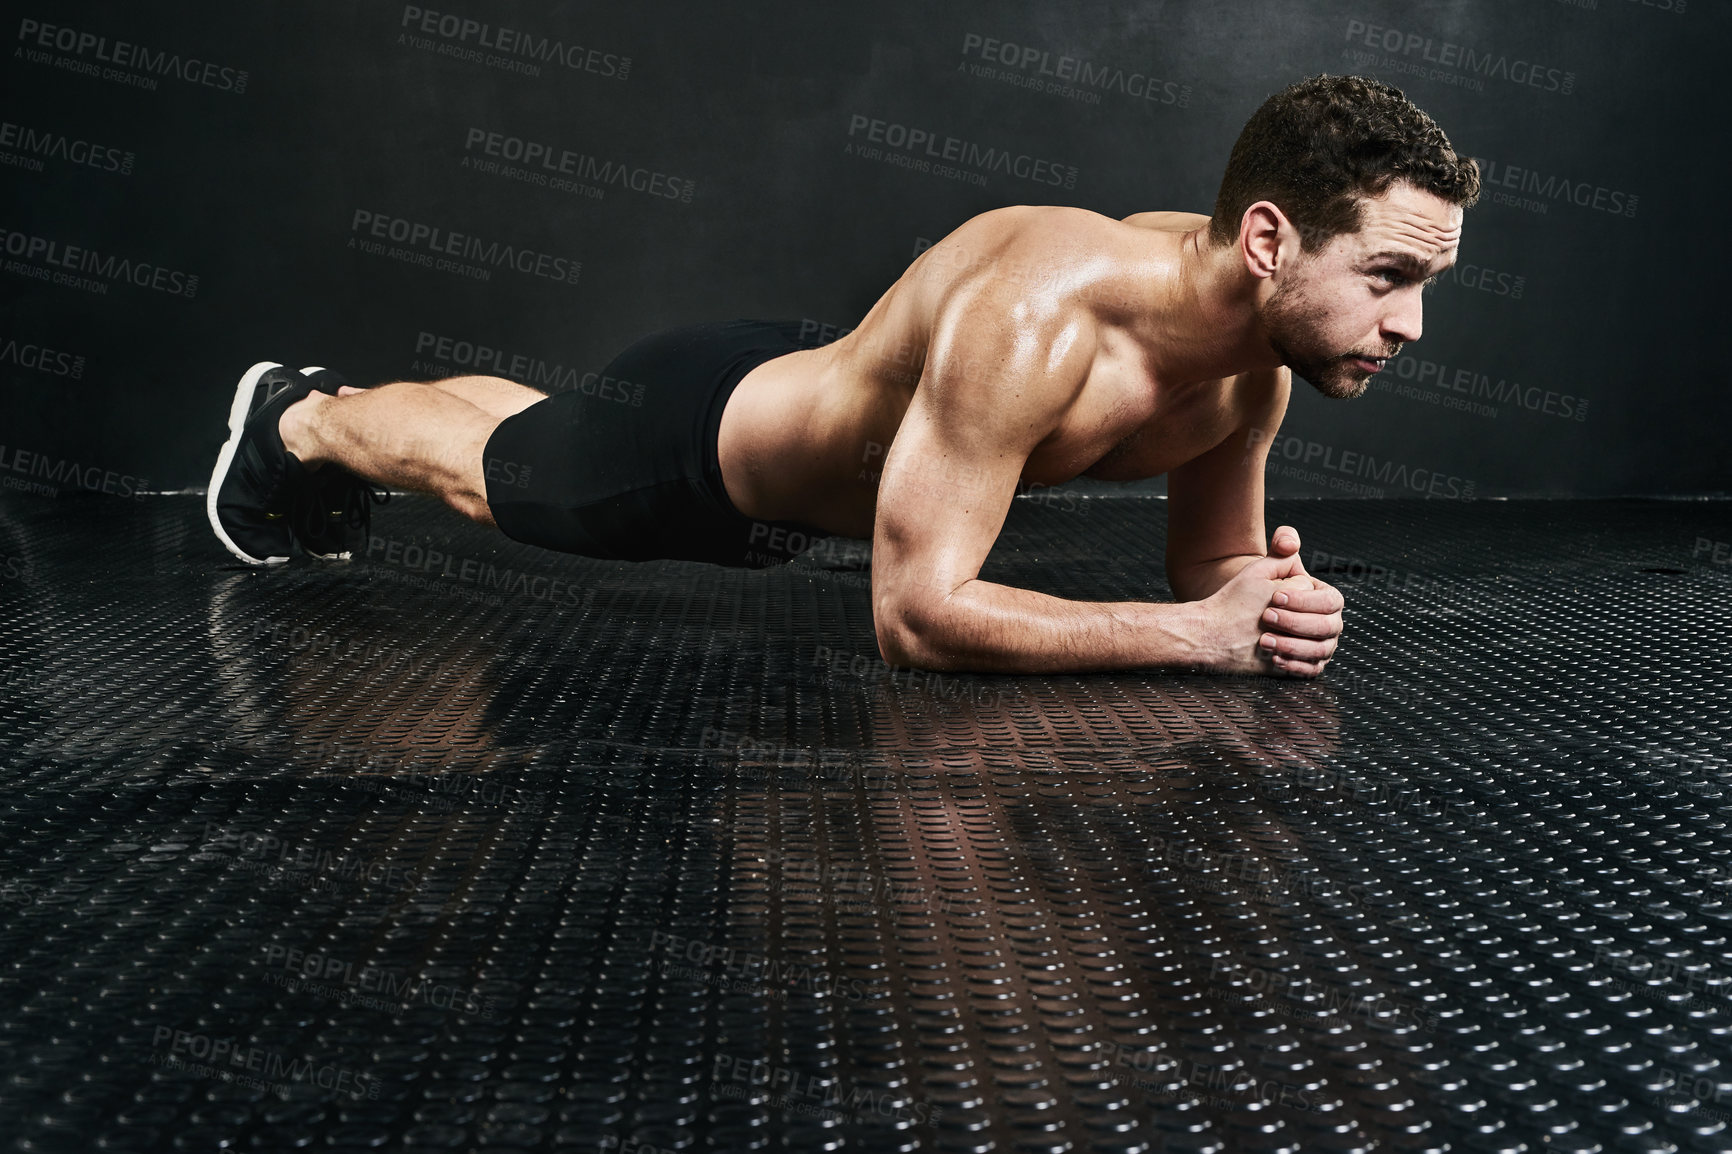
[1,493,1730,1153]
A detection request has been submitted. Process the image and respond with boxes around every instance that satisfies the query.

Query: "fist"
[1257,525,1343,677]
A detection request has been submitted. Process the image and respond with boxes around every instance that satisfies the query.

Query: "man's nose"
[1383,296,1423,345]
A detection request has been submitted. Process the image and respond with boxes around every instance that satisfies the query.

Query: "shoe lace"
[290,480,328,544]
[339,478,391,530]
[330,471,393,530]
[289,470,391,543]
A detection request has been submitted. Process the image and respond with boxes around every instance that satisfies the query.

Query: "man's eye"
[1375,270,1406,286]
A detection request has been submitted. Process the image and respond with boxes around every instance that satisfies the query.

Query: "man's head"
[1210,75,1480,399]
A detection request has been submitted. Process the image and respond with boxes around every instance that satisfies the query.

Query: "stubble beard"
[1261,277,1375,401]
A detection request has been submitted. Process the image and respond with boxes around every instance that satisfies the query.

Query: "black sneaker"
[206,362,324,565]
[289,367,392,561]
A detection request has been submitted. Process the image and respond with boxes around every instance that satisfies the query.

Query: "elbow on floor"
[873,610,953,673]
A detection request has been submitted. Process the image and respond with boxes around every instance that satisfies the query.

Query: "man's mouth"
[1349,355,1389,373]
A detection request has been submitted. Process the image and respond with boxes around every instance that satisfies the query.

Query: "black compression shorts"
[482,319,836,569]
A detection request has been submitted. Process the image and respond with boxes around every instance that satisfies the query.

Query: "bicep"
[1165,368,1290,572]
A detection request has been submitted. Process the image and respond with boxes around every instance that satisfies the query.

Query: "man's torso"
[717,204,1263,539]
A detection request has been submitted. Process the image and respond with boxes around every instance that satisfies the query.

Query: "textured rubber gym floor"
[2,493,1730,1154]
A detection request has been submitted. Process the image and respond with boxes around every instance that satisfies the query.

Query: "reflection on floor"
[2,493,1730,1154]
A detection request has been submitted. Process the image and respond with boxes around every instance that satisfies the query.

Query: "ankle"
[278,391,329,470]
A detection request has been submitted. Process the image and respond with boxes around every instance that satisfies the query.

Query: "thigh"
[429,375,546,420]
[480,322,832,566]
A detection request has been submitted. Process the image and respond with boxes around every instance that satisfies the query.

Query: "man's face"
[1258,182,1463,399]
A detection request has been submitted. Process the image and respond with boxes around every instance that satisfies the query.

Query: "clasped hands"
[1206,525,1344,677]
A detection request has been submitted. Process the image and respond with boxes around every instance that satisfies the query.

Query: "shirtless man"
[206,74,1479,678]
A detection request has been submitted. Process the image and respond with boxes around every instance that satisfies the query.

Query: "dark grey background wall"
[2,0,1727,501]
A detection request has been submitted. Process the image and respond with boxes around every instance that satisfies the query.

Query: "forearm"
[1167,553,1266,603]
[889,578,1212,674]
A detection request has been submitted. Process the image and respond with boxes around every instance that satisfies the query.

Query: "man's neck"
[1128,227,1285,386]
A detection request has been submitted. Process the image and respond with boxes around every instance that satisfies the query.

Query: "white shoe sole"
[206,361,290,565]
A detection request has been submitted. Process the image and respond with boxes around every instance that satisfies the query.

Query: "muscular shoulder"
[915,212,1101,420]
[917,205,1125,295]
[1120,209,1212,233]
[952,202,1109,239]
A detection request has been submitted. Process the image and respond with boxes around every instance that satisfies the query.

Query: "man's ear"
[1239,200,1289,280]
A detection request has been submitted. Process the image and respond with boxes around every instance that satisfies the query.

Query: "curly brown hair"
[1208,74,1481,252]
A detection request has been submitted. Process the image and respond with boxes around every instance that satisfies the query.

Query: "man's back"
[716,204,1280,540]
